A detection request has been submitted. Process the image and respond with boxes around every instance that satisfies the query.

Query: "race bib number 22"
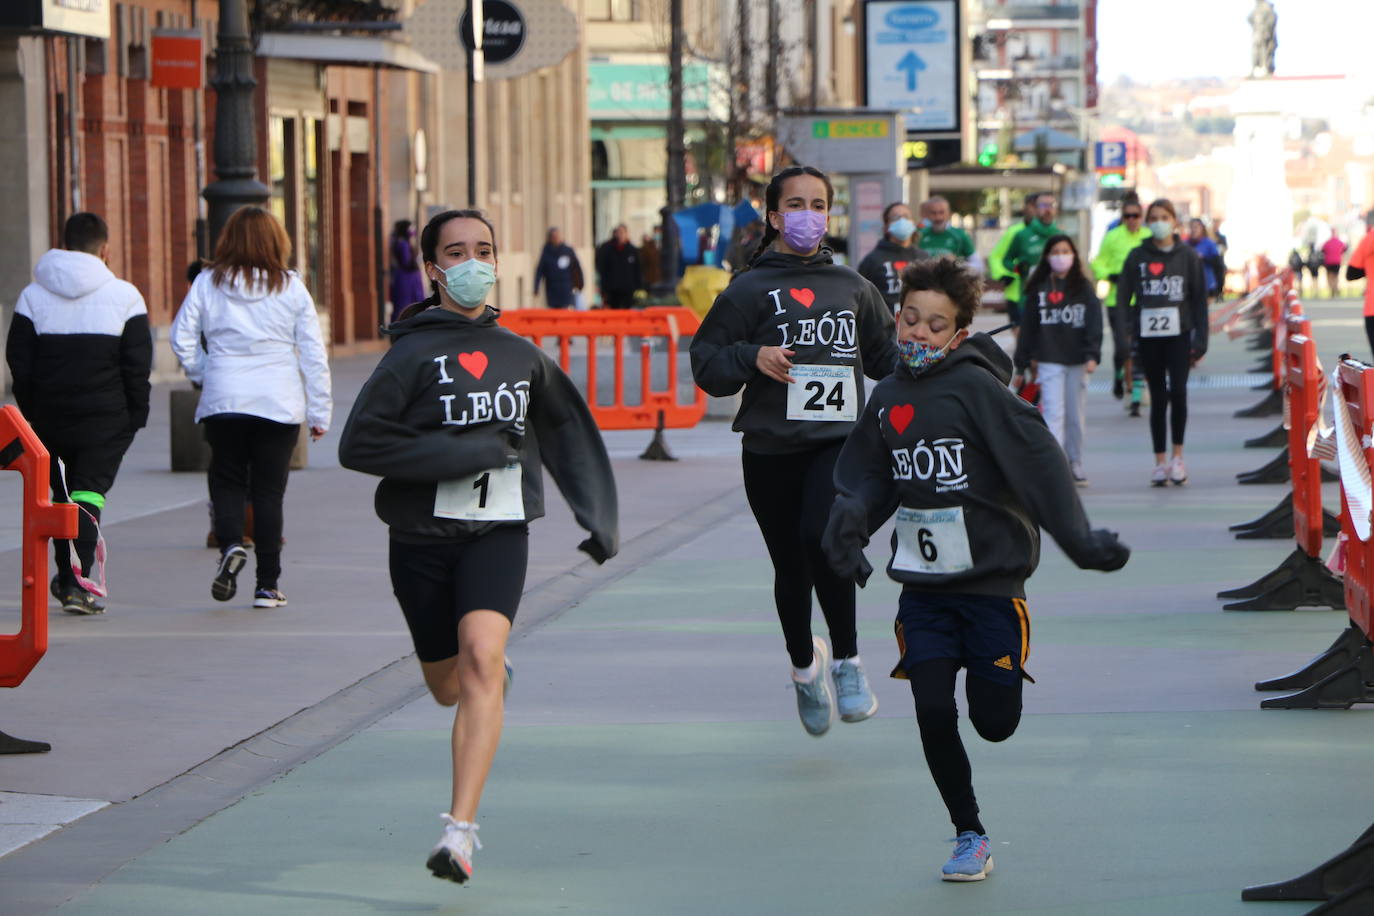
[1140,306,1180,338]
[786,364,858,422]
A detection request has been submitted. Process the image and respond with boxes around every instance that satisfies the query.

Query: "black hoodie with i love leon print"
[690,248,898,455]
[338,306,618,561]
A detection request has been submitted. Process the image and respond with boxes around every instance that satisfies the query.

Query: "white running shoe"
[1150,463,1168,487]
[1169,456,1188,486]
[427,814,481,883]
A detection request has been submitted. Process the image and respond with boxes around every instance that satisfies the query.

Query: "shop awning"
[256,33,439,73]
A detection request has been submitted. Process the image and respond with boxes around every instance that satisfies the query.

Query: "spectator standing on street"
[918,196,976,260]
[988,193,1040,326]
[6,212,152,615]
[1186,218,1225,300]
[1322,232,1347,298]
[1014,235,1103,486]
[1347,215,1374,356]
[1005,196,1061,288]
[690,165,897,738]
[338,208,617,885]
[595,224,643,309]
[390,220,427,323]
[857,201,929,312]
[170,206,332,609]
[1091,195,1150,407]
[533,227,584,309]
[1117,198,1208,487]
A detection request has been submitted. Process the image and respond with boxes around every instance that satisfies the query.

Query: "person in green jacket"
[988,193,1040,324]
[919,196,976,259]
[1090,197,1151,405]
[1005,198,1062,334]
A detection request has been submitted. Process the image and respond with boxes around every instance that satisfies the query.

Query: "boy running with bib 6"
[823,257,1129,882]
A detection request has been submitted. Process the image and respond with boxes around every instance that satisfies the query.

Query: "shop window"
[304,119,324,300]
[591,140,609,181]
[269,116,288,230]
[587,0,637,21]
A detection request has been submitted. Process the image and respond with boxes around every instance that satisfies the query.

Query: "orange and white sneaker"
[427,814,481,883]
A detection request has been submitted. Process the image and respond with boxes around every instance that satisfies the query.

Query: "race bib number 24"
[786,364,858,422]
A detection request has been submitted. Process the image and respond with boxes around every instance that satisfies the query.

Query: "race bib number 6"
[1140,306,1181,338]
[434,464,525,521]
[786,364,858,422]
[893,506,974,575]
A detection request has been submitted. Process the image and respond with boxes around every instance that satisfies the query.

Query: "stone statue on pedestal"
[1249,0,1277,78]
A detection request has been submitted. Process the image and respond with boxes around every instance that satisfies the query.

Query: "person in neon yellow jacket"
[1090,197,1151,406]
[987,193,1040,325]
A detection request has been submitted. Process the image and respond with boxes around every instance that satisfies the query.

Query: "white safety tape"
[1330,368,1373,542]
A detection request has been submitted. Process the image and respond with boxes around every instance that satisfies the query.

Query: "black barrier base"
[1261,643,1374,709]
[639,411,678,462]
[1249,357,1274,373]
[1247,331,1272,351]
[1235,388,1284,418]
[1237,448,1290,484]
[0,729,51,754]
[1256,625,1369,692]
[1251,378,1274,391]
[1244,424,1288,448]
[1231,495,1342,540]
[1219,547,1346,611]
[1242,822,1374,905]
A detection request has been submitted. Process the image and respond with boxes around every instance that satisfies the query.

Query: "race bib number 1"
[1140,306,1181,338]
[893,506,974,575]
[434,464,525,521]
[786,364,858,422]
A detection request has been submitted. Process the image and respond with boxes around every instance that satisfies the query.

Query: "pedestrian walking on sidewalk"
[690,165,897,737]
[1090,194,1150,412]
[6,212,152,615]
[1014,235,1103,486]
[390,220,427,323]
[338,208,618,885]
[170,206,333,608]
[594,224,643,309]
[856,201,929,313]
[823,256,1129,883]
[1116,198,1209,487]
[533,226,584,309]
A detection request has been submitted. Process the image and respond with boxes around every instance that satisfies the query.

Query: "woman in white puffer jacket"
[171,206,332,608]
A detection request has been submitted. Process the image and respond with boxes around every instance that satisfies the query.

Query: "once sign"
[404,0,578,79]
[460,0,525,65]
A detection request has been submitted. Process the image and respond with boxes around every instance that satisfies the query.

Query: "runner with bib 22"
[690,165,897,737]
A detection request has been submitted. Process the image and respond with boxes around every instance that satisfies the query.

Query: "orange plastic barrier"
[0,406,79,689]
[499,307,707,431]
[1268,270,1294,392]
[1282,302,1324,559]
[1337,360,1374,638]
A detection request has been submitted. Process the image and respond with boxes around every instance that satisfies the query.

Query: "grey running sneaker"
[832,656,878,722]
[427,814,481,883]
[212,544,248,602]
[793,636,835,737]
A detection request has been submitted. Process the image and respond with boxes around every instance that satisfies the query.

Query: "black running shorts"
[389,525,529,663]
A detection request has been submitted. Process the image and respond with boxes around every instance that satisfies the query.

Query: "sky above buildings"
[1098,0,1373,82]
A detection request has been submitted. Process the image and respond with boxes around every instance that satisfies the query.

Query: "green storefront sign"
[588,62,712,120]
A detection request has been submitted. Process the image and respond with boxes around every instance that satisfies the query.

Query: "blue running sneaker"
[793,636,834,737]
[832,657,878,722]
[942,831,994,881]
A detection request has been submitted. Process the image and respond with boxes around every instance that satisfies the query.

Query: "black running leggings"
[909,659,1023,836]
[1137,335,1192,454]
[741,441,857,669]
[204,415,300,589]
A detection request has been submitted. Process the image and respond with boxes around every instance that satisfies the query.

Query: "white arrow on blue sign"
[864,1,959,133]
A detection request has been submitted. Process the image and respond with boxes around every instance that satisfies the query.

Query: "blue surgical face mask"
[896,330,965,375]
[437,258,497,308]
[887,217,916,241]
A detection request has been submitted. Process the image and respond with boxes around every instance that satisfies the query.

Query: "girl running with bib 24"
[338,209,618,884]
[824,257,1129,881]
[690,165,897,736]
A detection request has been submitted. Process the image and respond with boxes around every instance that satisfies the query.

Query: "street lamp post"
[202,0,269,250]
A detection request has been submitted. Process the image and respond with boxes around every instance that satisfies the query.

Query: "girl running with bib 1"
[1116,198,1209,487]
[824,257,1129,882]
[338,209,618,884]
[690,165,898,736]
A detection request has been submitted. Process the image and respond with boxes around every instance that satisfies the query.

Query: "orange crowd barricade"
[0,406,79,689]
[1337,359,1374,640]
[1232,265,1291,420]
[499,307,707,433]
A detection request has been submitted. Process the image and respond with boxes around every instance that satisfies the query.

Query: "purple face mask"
[779,209,828,253]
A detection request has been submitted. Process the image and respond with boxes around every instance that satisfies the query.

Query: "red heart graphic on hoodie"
[789,288,816,308]
[458,351,488,380]
[893,261,909,272]
[1048,290,1064,304]
[1148,262,1165,276]
[889,404,914,436]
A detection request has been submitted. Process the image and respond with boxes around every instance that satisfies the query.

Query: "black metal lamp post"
[202,0,269,250]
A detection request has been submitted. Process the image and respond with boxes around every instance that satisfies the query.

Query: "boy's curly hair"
[899,255,982,329]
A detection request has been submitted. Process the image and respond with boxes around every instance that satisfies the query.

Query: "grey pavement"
[0,299,1370,914]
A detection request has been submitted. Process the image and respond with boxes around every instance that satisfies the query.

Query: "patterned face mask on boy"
[896,330,965,375]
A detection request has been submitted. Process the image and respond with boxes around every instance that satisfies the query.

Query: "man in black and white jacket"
[6,212,152,614]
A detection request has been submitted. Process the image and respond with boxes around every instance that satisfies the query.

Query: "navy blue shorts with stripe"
[892,589,1033,686]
